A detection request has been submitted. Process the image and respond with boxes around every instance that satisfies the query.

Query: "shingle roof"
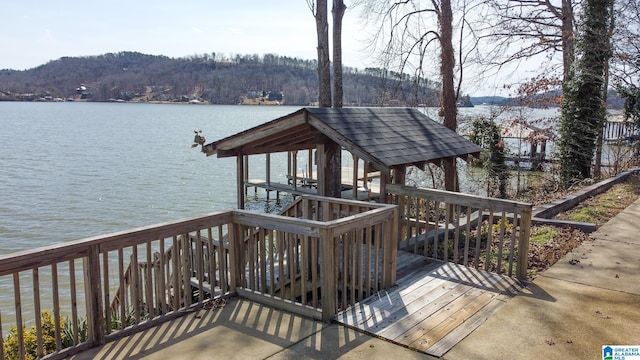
[203,107,481,172]
[305,107,481,167]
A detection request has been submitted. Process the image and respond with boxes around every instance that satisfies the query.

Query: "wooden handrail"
[387,184,532,280]
[0,196,398,359]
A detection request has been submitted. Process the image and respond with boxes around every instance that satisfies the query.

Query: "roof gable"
[202,107,481,170]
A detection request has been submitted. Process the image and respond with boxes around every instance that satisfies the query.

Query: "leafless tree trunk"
[561,0,575,83]
[310,0,343,197]
[440,0,458,192]
[482,0,576,83]
[315,0,332,108]
[332,0,346,108]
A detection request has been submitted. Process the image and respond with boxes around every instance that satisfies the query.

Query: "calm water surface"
[0,102,301,254]
[0,102,560,255]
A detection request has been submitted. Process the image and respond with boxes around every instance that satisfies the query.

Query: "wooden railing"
[387,184,532,280]
[0,196,397,359]
[235,196,398,320]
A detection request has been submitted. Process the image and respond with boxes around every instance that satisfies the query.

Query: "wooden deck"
[335,251,523,357]
[245,165,381,201]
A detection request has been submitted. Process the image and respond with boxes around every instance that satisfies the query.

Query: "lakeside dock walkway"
[71,198,640,360]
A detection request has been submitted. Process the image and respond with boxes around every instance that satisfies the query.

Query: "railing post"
[396,191,405,247]
[84,244,105,346]
[517,206,532,281]
[320,227,336,322]
[227,222,243,292]
[382,209,398,287]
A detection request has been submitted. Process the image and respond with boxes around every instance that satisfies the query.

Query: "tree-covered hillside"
[0,51,440,106]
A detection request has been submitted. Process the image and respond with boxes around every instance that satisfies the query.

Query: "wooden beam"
[237,155,245,209]
[352,154,358,199]
[379,172,388,204]
[517,206,532,281]
[266,153,271,186]
[325,142,342,198]
[308,149,313,182]
[320,227,336,322]
[244,142,317,156]
[316,143,327,197]
[215,114,307,151]
[395,165,406,186]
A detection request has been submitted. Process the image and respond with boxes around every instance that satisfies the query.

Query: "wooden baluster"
[33,269,43,357]
[70,260,80,342]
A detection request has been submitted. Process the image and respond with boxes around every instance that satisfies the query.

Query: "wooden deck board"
[335,250,523,357]
[426,293,510,357]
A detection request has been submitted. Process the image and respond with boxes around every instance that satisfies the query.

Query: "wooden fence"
[387,184,532,280]
[0,195,397,359]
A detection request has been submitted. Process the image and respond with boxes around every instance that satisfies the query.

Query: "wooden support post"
[228,223,244,292]
[379,171,388,204]
[352,154,358,200]
[383,209,399,287]
[327,143,341,198]
[243,155,249,196]
[363,161,369,190]
[308,149,313,182]
[396,190,405,246]
[517,206,532,281]
[266,153,271,186]
[237,155,245,209]
[320,227,336,322]
[266,153,271,200]
[84,244,105,346]
[316,144,327,197]
[293,150,298,190]
[394,165,406,186]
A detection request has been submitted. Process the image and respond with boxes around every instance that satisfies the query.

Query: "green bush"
[3,310,64,360]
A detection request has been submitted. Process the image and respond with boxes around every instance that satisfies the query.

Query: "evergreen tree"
[470,118,509,198]
[558,0,613,186]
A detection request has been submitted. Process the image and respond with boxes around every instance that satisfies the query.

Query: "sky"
[0,1,371,71]
[0,1,539,96]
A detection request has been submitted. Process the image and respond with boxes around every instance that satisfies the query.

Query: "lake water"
[0,102,305,255]
[0,102,560,255]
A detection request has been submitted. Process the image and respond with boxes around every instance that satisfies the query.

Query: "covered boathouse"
[201,107,482,207]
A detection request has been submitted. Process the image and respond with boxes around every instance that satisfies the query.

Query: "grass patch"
[556,174,640,226]
[568,206,607,223]
[529,226,559,245]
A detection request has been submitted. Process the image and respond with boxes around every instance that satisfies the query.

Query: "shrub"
[3,310,65,360]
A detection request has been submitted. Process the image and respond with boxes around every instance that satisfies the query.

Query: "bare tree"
[480,0,576,83]
[610,1,640,90]
[440,0,458,192]
[356,0,480,191]
[308,0,344,197]
[309,0,333,107]
[333,0,347,107]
